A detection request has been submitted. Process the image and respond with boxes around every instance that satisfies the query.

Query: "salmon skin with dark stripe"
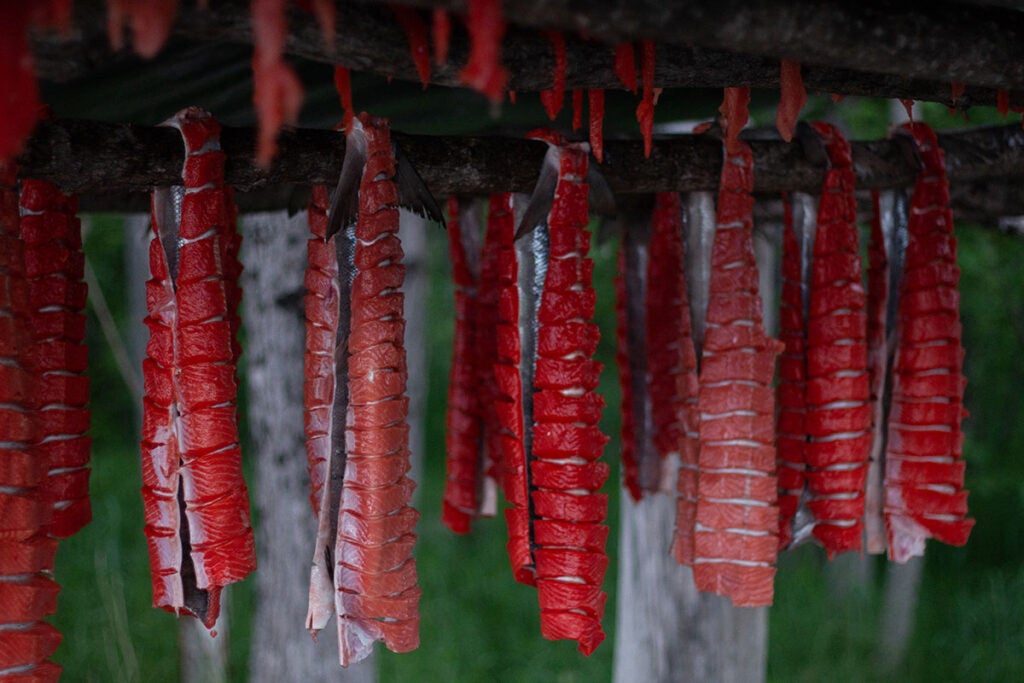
[693,140,783,607]
[441,196,498,533]
[141,107,255,628]
[305,113,420,667]
[884,122,974,562]
[497,129,610,655]
[0,161,65,682]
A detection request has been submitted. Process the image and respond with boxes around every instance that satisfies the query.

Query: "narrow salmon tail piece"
[327,114,420,666]
[523,130,610,656]
[803,122,871,557]
[19,178,91,539]
[693,140,783,607]
[884,122,973,562]
[142,107,255,628]
[441,197,496,533]
[0,161,64,681]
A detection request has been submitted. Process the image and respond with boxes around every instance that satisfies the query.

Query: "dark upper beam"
[32,1,1023,108]
[16,119,1024,201]
[384,0,1024,90]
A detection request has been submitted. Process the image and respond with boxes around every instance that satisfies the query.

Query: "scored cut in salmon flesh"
[693,139,784,607]
[141,107,255,628]
[884,122,974,562]
[304,113,420,667]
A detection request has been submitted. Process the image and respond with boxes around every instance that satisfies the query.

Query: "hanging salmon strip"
[692,140,783,607]
[884,122,974,562]
[20,178,91,540]
[802,122,871,556]
[497,131,610,655]
[540,32,568,121]
[392,7,431,89]
[460,0,508,102]
[441,197,498,533]
[141,107,255,628]
[588,90,605,163]
[251,0,304,166]
[775,60,806,143]
[304,114,420,666]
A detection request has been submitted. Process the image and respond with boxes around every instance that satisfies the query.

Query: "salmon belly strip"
[693,140,783,607]
[141,107,255,627]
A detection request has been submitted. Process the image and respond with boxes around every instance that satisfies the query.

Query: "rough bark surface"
[18,119,1024,201]
[240,211,375,683]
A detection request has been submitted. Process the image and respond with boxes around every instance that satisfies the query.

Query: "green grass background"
[46,99,1024,681]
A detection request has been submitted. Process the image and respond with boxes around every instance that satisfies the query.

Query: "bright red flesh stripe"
[332,114,420,665]
[142,108,255,628]
[804,122,870,556]
[528,132,610,656]
[693,141,783,607]
[884,122,974,562]
[540,31,568,121]
[392,7,431,89]
[460,0,508,102]
[775,60,806,143]
[588,90,605,163]
[20,178,91,539]
[775,197,805,550]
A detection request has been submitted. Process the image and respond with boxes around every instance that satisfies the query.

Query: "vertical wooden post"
[612,194,776,683]
[240,211,375,683]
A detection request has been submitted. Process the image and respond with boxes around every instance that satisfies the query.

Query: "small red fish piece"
[251,0,304,166]
[588,90,605,163]
[636,40,656,158]
[803,122,870,556]
[540,31,568,121]
[775,197,805,550]
[432,8,451,65]
[950,82,966,110]
[522,130,610,656]
[0,5,42,161]
[392,7,431,89]
[460,0,508,102]
[997,90,1010,117]
[613,44,638,94]
[720,87,751,156]
[775,60,806,142]
[572,90,584,132]
[693,141,783,607]
[106,0,177,58]
[19,178,91,540]
[333,66,355,133]
[884,122,974,563]
[142,108,255,628]
[307,114,420,666]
